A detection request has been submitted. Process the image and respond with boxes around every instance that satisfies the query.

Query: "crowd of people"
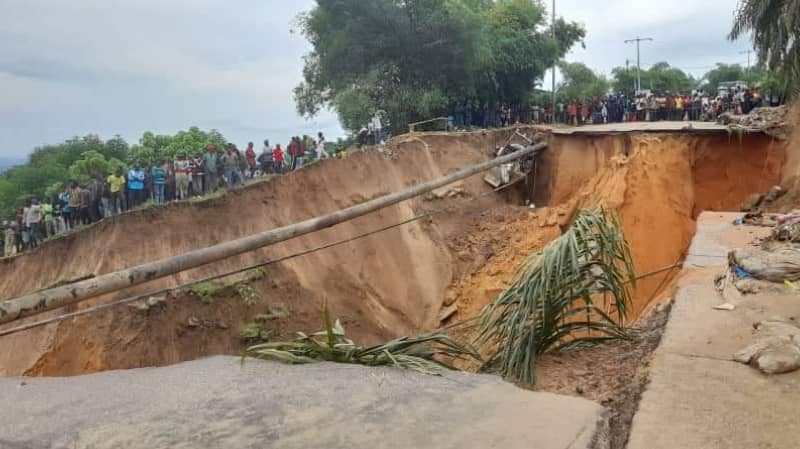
[446,86,776,130]
[1,132,332,258]
[530,87,772,126]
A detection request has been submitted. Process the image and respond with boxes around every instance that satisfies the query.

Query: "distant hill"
[0,156,25,173]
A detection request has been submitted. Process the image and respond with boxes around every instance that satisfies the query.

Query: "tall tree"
[611,62,695,95]
[557,62,609,100]
[294,0,584,135]
[730,0,800,95]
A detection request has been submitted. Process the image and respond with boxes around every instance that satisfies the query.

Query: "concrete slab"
[551,121,738,135]
[0,356,608,449]
[627,212,800,449]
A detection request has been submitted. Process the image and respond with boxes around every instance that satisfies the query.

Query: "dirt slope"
[0,127,787,377]
[450,133,785,322]
[0,128,529,376]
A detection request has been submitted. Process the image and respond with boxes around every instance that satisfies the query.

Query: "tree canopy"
[557,61,609,100]
[611,62,696,95]
[294,0,585,135]
[730,0,800,96]
[0,127,228,220]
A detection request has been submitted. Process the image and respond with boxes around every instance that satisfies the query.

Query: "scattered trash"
[734,318,800,374]
[785,280,799,290]
[713,303,736,311]
[728,248,800,283]
[187,316,201,328]
[733,266,751,279]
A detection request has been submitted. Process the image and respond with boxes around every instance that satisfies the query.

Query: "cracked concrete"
[627,212,800,449]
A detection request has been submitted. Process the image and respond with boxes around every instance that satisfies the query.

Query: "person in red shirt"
[288,137,305,171]
[245,142,257,178]
[273,144,285,174]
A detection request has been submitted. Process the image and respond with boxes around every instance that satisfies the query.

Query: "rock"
[740,193,765,212]
[127,302,151,313]
[438,304,458,323]
[712,303,736,311]
[146,295,166,308]
[734,318,800,374]
[764,186,786,203]
[443,290,459,307]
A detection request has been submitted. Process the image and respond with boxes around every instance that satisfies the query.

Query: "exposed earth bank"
[0,125,789,377]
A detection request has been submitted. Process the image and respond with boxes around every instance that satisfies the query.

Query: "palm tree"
[729,0,800,95]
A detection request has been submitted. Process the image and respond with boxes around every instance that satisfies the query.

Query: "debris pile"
[734,318,800,374]
[724,105,789,140]
[740,185,787,212]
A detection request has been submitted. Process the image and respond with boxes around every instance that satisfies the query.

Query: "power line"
[624,36,654,92]
[0,175,525,338]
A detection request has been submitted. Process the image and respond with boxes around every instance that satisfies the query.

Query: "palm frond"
[245,300,481,375]
[476,209,636,385]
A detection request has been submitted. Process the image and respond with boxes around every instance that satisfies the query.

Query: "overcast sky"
[0,0,750,158]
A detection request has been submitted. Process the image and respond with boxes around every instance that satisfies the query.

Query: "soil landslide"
[0,126,788,377]
[0,128,528,376]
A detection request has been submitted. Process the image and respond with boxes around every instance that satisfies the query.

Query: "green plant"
[240,321,273,342]
[237,284,259,306]
[245,301,481,375]
[477,209,636,385]
[190,281,223,304]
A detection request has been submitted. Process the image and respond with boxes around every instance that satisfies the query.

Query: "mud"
[0,126,789,377]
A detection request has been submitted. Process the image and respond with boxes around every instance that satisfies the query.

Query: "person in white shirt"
[372,112,383,144]
[317,132,329,159]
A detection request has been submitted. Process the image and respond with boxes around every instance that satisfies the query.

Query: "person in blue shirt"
[127,162,146,209]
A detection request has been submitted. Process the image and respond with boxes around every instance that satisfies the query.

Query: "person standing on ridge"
[174,153,191,201]
[258,140,273,174]
[151,160,167,204]
[288,137,303,170]
[245,142,257,178]
[127,163,146,209]
[202,144,219,194]
[43,200,54,238]
[273,143,284,174]
[317,132,329,160]
[107,168,126,215]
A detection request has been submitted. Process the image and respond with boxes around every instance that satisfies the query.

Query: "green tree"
[69,151,111,183]
[557,62,609,100]
[128,127,227,164]
[730,0,800,96]
[294,0,585,135]
[611,62,695,95]
[701,63,751,91]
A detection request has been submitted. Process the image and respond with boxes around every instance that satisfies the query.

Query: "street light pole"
[624,36,654,92]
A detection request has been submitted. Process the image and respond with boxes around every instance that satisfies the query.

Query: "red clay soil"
[0,128,533,376]
[450,132,785,323]
[0,126,788,377]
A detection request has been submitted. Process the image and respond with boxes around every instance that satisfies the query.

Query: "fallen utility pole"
[0,142,547,325]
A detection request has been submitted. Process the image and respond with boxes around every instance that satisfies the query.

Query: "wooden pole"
[0,143,547,325]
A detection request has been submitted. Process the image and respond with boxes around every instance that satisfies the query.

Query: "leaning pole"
[0,142,546,325]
